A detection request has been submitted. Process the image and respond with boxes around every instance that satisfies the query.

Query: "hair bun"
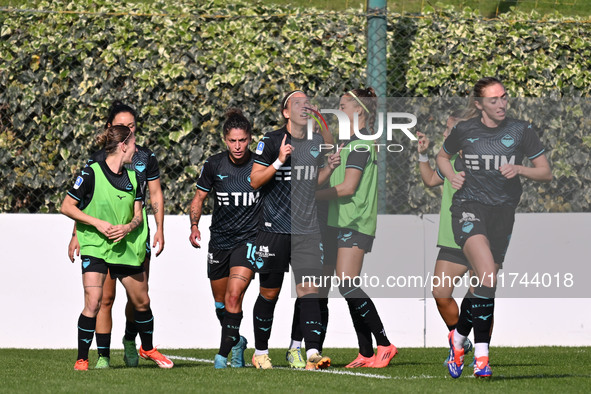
[225,108,244,119]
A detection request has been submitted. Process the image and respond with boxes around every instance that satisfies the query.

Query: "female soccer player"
[437,77,552,378]
[417,110,475,364]
[316,88,397,368]
[61,125,172,371]
[68,101,165,368]
[189,109,261,369]
[249,90,338,370]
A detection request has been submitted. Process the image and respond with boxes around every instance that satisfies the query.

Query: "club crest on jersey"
[501,134,515,147]
[135,161,146,172]
[256,141,265,155]
[309,146,320,158]
[74,176,84,189]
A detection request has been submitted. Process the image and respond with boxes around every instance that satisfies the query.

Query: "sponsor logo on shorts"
[207,253,220,265]
[256,245,276,258]
[459,212,480,223]
[82,258,90,269]
[460,212,479,233]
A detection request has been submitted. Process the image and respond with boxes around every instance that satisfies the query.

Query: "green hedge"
[0,0,589,214]
[387,6,591,214]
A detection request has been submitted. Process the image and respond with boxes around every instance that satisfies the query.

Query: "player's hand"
[499,163,520,179]
[153,228,165,257]
[68,234,80,263]
[108,224,129,243]
[327,143,344,170]
[451,171,465,190]
[95,220,114,238]
[278,134,293,163]
[189,226,201,248]
[417,131,430,154]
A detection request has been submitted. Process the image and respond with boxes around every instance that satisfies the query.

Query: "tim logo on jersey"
[463,154,515,171]
[216,191,260,206]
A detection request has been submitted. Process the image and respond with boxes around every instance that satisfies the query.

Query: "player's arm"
[317,144,341,186]
[189,189,208,248]
[68,152,100,262]
[316,167,363,200]
[250,134,291,189]
[148,178,165,256]
[500,127,552,182]
[107,201,144,243]
[60,195,113,237]
[437,128,465,190]
[499,154,552,182]
[68,222,79,263]
[417,131,443,187]
[436,149,465,190]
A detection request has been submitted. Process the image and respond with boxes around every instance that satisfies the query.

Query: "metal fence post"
[367,0,387,213]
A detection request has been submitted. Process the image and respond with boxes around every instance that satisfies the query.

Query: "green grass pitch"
[1,347,590,392]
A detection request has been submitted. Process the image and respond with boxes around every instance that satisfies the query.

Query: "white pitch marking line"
[166,354,438,380]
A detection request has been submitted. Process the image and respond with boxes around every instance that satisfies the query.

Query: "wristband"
[272,159,284,170]
[418,153,429,162]
[191,223,198,229]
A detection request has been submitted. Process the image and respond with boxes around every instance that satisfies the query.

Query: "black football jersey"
[197,151,262,249]
[253,126,324,235]
[443,117,545,207]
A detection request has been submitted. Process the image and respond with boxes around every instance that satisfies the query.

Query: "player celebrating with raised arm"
[437,77,552,378]
[68,101,165,369]
[249,90,339,370]
[417,110,475,364]
[189,109,261,369]
[61,125,172,371]
[316,88,397,368]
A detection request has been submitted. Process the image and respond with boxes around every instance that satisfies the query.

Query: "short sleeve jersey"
[67,161,143,210]
[196,151,262,250]
[442,117,545,207]
[327,133,378,237]
[253,126,324,235]
[87,146,160,206]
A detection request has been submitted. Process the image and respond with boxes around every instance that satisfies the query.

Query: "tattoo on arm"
[128,212,142,232]
[190,204,202,226]
[151,201,159,215]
